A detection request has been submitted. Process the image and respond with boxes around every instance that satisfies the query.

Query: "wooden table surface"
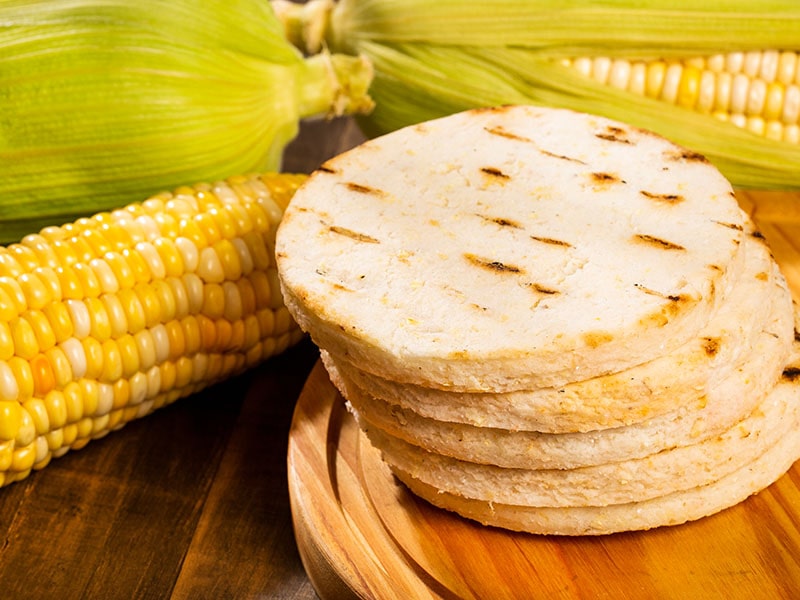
[0,117,364,600]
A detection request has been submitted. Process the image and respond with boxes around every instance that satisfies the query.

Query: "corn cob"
[0,0,372,243]
[561,52,800,144]
[272,0,800,189]
[0,172,306,488]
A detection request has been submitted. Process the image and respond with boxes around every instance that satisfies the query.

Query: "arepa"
[277,105,748,392]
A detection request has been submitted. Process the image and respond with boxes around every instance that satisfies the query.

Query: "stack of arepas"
[276,105,800,535]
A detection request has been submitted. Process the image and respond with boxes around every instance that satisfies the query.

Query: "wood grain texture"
[288,191,800,600]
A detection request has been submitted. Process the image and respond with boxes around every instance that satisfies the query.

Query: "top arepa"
[276,106,747,392]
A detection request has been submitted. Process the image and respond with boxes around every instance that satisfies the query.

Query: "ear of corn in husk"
[0,0,373,244]
[272,0,800,190]
[0,171,306,487]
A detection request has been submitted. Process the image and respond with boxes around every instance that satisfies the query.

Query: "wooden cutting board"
[287,190,800,600]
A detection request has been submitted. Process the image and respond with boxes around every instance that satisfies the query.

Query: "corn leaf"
[0,0,373,243]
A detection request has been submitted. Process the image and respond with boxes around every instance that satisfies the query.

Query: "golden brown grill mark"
[755,271,769,281]
[634,284,697,324]
[478,214,522,229]
[632,234,686,251]
[667,149,709,163]
[529,283,560,295]
[782,365,800,382]
[583,331,614,348]
[712,220,744,231]
[463,252,523,274]
[329,225,380,243]
[751,230,766,240]
[484,125,532,143]
[589,172,626,188]
[316,163,337,174]
[701,337,720,357]
[345,182,385,197]
[480,166,510,180]
[540,149,586,164]
[530,235,573,248]
[640,190,685,204]
[595,126,632,144]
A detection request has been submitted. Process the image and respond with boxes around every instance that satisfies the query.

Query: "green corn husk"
[0,0,373,244]
[273,0,800,190]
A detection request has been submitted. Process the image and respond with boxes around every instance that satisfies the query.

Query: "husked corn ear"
[0,172,307,487]
[562,51,800,144]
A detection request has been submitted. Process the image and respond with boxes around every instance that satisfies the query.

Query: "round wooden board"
[288,361,800,600]
[287,194,800,600]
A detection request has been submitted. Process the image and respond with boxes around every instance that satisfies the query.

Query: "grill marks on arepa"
[276,106,799,536]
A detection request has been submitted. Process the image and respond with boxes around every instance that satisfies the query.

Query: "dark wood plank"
[171,339,321,599]
[0,372,245,600]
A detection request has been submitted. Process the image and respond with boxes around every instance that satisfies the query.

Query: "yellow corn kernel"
[0,323,14,362]
[81,336,105,380]
[202,283,226,320]
[228,320,247,352]
[10,316,39,360]
[197,245,225,284]
[72,261,103,298]
[215,319,234,353]
[174,237,200,273]
[0,250,25,278]
[0,400,22,440]
[214,239,244,281]
[11,443,36,473]
[133,282,163,329]
[676,65,701,108]
[153,238,185,278]
[149,323,171,364]
[167,277,190,320]
[101,294,129,339]
[151,279,177,323]
[45,428,64,452]
[25,310,57,354]
[159,360,177,393]
[116,334,140,379]
[55,265,85,300]
[133,329,157,372]
[181,316,202,357]
[0,276,28,315]
[100,339,123,383]
[117,288,147,335]
[9,245,41,273]
[84,297,112,341]
[163,321,186,361]
[18,272,52,311]
[60,338,87,380]
[9,357,34,403]
[193,212,223,246]
[30,353,56,397]
[44,389,68,430]
[45,346,73,389]
[208,205,239,241]
[62,381,84,423]
[23,398,50,436]
[43,301,75,343]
